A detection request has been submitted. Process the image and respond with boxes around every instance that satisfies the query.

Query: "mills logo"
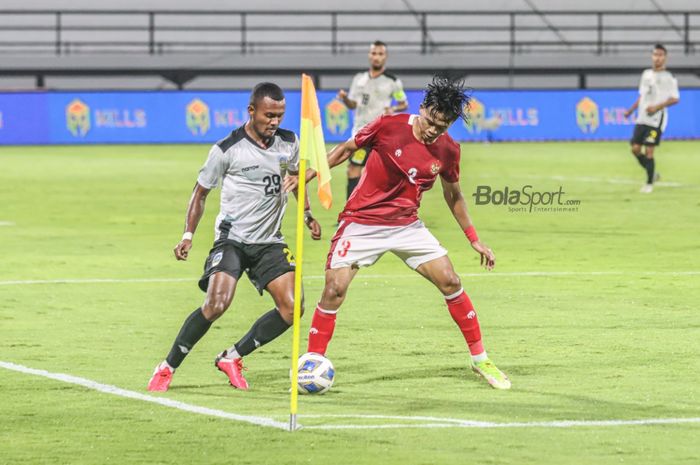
[576,97,599,134]
[463,98,509,134]
[66,99,91,137]
[186,98,211,136]
[464,98,486,133]
[324,99,349,135]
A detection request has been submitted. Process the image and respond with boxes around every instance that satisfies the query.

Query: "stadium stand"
[0,0,698,90]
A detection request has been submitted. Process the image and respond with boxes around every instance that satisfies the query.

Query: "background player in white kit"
[337,40,408,199]
[147,83,321,392]
[624,44,680,193]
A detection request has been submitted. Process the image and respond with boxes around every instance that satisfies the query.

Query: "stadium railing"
[0,9,698,56]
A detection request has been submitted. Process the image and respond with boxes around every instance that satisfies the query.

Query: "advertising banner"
[0,89,697,145]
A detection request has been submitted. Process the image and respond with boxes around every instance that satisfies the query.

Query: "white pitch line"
[2,361,698,432]
[0,361,288,430]
[478,174,687,188]
[302,417,700,430]
[1,270,699,286]
[0,277,192,286]
[0,221,15,226]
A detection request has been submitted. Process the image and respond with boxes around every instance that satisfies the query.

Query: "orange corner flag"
[300,74,332,209]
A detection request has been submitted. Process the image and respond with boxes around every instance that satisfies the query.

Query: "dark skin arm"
[337,89,357,110]
[624,96,640,118]
[645,96,679,115]
[282,172,322,240]
[384,99,409,114]
[305,137,359,183]
[173,182,210,261]
[441,178,495,270]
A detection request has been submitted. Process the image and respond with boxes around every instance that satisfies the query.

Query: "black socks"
[234,309,291,357]
[166,308,212,368]
[645,158,655,184]
[347,177,360,199]
[635,155,656,184]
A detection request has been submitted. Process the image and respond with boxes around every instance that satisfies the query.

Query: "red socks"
[445,289,485,357]
[307,305,337,355]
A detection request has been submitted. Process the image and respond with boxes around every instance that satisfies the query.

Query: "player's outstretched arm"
[289,181,322,241]
[385,99,408,114]
[337,89,357,109]
[305,138,359,183]
[173,182,210,261]
[646,96,680,115]
[624,96,640,118]
[440,178,495,271]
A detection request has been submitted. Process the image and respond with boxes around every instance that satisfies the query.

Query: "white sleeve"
[347,74,361,102]
[196,145,228,189]
[669,76,680,100]
[638,71,646,95]
[288,135,300,173]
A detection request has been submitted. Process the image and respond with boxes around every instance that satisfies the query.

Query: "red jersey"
[340,113,461,226]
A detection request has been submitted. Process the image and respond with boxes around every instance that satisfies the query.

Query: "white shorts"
[326,220,448,270]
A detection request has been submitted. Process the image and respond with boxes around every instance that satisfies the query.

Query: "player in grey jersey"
[148,83,321,392]
[337,40,408,199]
[624,44,680,194]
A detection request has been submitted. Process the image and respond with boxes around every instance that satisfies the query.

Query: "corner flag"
[290,74,332,432]
[300,74,332,209]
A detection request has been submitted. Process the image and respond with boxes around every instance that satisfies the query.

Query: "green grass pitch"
[1,141,699,464]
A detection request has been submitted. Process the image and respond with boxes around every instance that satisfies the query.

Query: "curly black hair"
[421,76,471,124]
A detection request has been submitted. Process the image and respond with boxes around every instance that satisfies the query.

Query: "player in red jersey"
[306,76,510,389]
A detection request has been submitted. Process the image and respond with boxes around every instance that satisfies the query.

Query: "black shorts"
[348,147,370,167]
[198,240,295,295]
[631,124,662,146]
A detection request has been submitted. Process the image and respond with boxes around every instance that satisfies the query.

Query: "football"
[297,352,335,394]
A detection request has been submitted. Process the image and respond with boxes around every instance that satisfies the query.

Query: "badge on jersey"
[278,155,289,172]
[211,251,223,267]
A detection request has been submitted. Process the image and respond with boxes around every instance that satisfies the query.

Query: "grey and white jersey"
[348,71,407,135]
[197,126,299,245]
[636,69,679,132]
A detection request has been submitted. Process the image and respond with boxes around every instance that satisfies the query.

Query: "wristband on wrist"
[182,231,193,241]
[464,225,479,243]
[304,210,313,224]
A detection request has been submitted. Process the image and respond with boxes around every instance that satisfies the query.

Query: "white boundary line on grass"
[302,417,700,430]
[478,174,687,188]
[0,277,192,286]
[1,270,699,286]
[0,360,288,431]
[2,360,699,431]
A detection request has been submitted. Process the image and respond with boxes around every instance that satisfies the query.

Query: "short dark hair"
[654,43,667,54]
[372,40,387,49]
[250,82,285,106]
[421,75,471,124]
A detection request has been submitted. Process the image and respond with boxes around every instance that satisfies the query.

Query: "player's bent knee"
[441,272,462,295]
[322,280,347,306]
[202,291,233,320]
[202,299,229,320]
[281,305,304,321]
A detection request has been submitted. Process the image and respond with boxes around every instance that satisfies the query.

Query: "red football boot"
[147,363,174,392]
[215,352,249,390]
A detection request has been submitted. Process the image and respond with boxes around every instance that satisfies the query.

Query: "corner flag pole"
[290,74,332,432]
[289,156,307,432]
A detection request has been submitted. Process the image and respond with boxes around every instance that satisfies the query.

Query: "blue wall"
[0,89,697,145]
